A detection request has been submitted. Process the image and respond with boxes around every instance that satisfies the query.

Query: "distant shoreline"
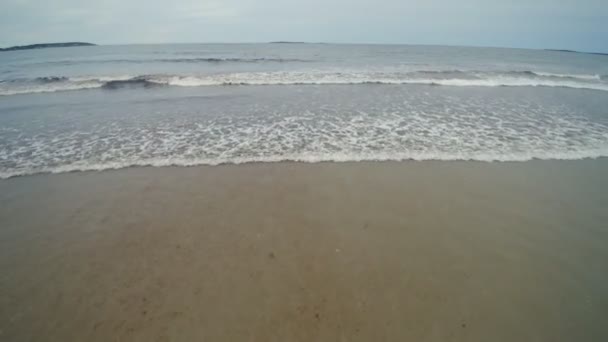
[545,49,608,57]
[1,42,605,56]
[269,41,327,44]
[0,42,96,52]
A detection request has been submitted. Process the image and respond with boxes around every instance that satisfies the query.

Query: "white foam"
[150,72,608,91]
[2,150,607,179]
[0,81,102,96]
[533,72,601,80]
[71,75,133,82]
[414,77,608,91]
[2,70,608,96]
[2,96,608,178]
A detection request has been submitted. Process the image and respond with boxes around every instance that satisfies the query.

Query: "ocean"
[1,43,607,178]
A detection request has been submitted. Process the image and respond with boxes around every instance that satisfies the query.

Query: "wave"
[30,57,311,66]
[2,70,607,95]
[531,71,602,80]
[158,57,310,63]
[2,83,607,179]
[2,151,607,179]
[412,70,604,82]
[101,78,162,89]
[36,76,70,83]
[154,73,608,91]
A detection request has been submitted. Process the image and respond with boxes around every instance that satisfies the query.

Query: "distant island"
[545,49,608,56]
[269,41,328,45]
[0,42,96,52]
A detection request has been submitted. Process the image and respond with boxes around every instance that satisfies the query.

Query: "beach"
[1,160,607,341]
[1,43,608,341]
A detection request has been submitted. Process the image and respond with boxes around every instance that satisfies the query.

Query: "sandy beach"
[1,160,607,341]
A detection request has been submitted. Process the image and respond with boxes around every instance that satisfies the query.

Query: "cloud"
[0,0,606,51]
[176,1,241,18]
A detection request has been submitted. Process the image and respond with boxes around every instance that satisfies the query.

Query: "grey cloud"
[0,0,606,52]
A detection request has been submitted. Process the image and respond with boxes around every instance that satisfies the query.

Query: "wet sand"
[1,160,607,342]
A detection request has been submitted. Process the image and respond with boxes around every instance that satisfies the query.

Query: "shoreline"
[1,160,607,341]
[2,156,608,181]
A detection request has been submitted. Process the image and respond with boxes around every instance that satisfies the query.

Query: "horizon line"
[1,41,607,55]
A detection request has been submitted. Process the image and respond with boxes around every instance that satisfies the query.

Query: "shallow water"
[1,44,608,177]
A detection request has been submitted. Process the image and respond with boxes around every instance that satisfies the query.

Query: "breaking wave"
[2,91,608,178]
[1,70,607,95]
[3,150,608,179]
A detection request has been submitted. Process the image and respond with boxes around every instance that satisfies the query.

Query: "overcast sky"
[1,0,607,52]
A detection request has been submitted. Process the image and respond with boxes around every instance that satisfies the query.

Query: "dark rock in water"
[102,78,160,90]
[0,42,96,52]
[36,76,69,83]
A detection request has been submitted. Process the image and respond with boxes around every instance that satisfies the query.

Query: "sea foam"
[2,69,608,96]
[2,88,607,178]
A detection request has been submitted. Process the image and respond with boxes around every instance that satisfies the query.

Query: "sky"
[1,0,607,52]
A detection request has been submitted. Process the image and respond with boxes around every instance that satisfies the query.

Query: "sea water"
[1,43,607,178]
